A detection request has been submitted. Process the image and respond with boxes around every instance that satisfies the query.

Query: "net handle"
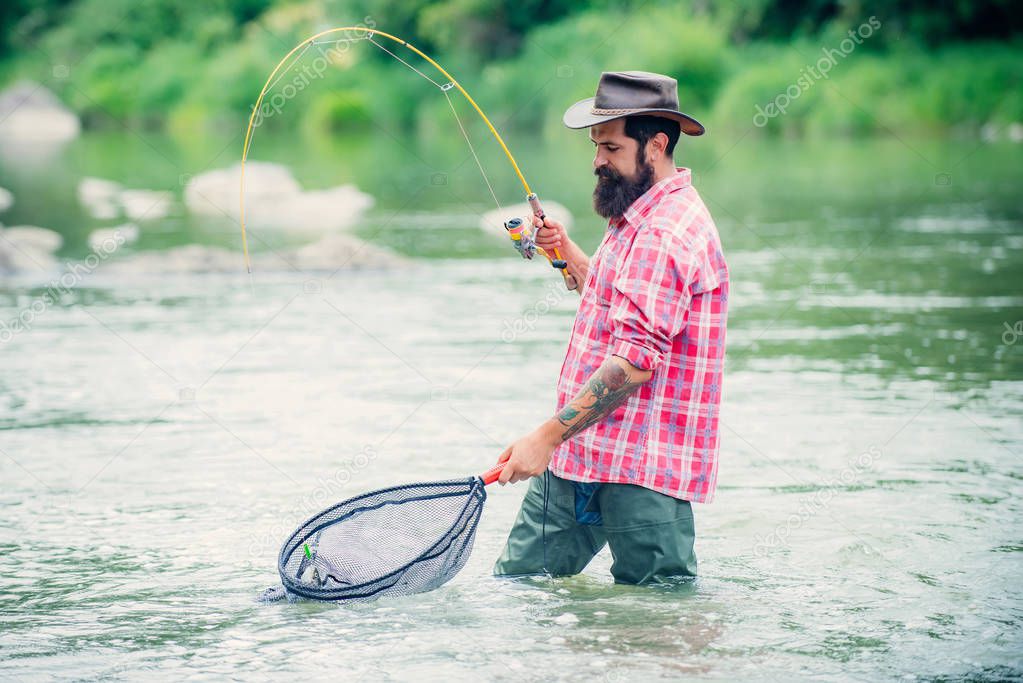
[480,463,506,486]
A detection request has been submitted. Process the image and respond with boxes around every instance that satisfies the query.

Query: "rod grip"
[527,193,578,291]
[527,193,544,221]
[480,462,506,486]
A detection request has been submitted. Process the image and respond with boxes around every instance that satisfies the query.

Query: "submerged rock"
[77,177,172,220]
[78,177,122,219]
[185,162,374,232]
[0,187,12,213]
[0,224,63,274]
[480,200,574,237]
[103,243,241,274]
[103,232,396,274]
[0,81,80,144]
[88,224,139,252]
[280,233,394,270]
[120,189,172,221]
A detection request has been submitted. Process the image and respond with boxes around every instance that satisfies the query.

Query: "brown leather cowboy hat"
[563,70,705,136]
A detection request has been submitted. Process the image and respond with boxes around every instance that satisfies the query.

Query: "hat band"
[590,107,648,116]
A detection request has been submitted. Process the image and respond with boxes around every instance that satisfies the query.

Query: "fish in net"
[260,464,504,603]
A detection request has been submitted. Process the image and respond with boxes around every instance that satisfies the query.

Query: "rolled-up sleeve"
[609,228,695,371]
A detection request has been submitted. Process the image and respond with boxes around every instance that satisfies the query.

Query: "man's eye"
[607,146,620,152]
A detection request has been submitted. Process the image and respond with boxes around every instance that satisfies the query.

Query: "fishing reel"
[503,193,577,290]
[503,216,568,270]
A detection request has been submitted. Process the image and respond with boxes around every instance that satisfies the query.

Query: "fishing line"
[441,88,504,214]
[263,41,313,98]
[240,26,576,289]
[366,37,444,89]
[365,37,504,212]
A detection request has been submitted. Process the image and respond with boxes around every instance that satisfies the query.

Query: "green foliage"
[606,12,730,108]
[69,43,143,121]
[715,0,1022,47]
[713,40,1023,137]
[35,0,272,56]
[135,42,205,115]
[0,0,1020,137]
[920,44,1023,126]
[418,0,577,57]
[346,0,579,58]
[472,6,730,131]
[0,0,74,55]
[303,89,372,134]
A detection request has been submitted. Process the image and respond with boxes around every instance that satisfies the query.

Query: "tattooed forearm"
[555,357,649,441]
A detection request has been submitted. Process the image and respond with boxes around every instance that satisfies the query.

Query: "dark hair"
[623,115,681,157]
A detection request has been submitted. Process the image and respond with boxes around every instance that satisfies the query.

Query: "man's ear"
[648,132,668,163]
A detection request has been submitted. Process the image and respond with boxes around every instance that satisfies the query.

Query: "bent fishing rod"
[240,26,578,290]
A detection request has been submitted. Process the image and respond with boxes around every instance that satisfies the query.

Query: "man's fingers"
[498,460,516,485]
[534,218,566,253]
[534,216,564,233]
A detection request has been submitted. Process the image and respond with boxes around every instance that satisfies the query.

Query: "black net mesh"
[278,477,487,602]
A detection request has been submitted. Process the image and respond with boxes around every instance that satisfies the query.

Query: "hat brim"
[563,97,705,136]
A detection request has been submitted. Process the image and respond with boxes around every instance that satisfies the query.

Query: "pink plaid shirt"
[549,167,729,503]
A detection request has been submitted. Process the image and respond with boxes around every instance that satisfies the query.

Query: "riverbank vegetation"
[1,0,1020,138]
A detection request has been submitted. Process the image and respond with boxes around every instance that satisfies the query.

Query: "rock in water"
[0,187,12,213]
[0,225,63,274]
[282,233,393,270]
[119,189,172,221]
[78,177,123,219]
[78,178,172,220]
[102,233,397,274]
[0,81,80,144]
[87,224,138,253]
[185,162,374,232]
[102,244,241,274]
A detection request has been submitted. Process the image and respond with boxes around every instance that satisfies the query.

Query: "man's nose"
[593,152,608,170]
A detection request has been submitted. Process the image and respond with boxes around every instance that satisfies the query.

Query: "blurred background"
[0,1,1021,681]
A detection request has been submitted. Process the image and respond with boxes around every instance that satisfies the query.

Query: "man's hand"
[533,215,569,253]
[496,424,561,485]
[494,358,651,485]
[533,215,590,292]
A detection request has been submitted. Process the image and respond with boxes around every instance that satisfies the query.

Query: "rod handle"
[480,462,506,486]
[527,193,578,291]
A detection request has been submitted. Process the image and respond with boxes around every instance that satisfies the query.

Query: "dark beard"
[592,157,655,219]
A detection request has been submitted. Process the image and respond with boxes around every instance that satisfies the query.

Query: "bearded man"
[493,71,729,585]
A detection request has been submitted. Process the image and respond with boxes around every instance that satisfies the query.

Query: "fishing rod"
[240,26,577,290]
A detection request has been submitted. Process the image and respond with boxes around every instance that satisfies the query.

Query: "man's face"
[590,119,656,219]
[590,119,639,178]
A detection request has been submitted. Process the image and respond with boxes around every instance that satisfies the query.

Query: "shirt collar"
[616,167,692,228]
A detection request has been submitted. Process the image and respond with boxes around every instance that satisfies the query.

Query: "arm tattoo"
[556,360,644,441]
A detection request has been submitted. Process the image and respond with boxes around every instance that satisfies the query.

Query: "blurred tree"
[878,0,1023,45]
[720,0,1023,46]
[417,0,578,57]
[4,0,272,56]
[0,0,73,55]
[344,0,583,58]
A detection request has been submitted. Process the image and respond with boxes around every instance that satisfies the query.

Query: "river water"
[1,130,1021,681]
